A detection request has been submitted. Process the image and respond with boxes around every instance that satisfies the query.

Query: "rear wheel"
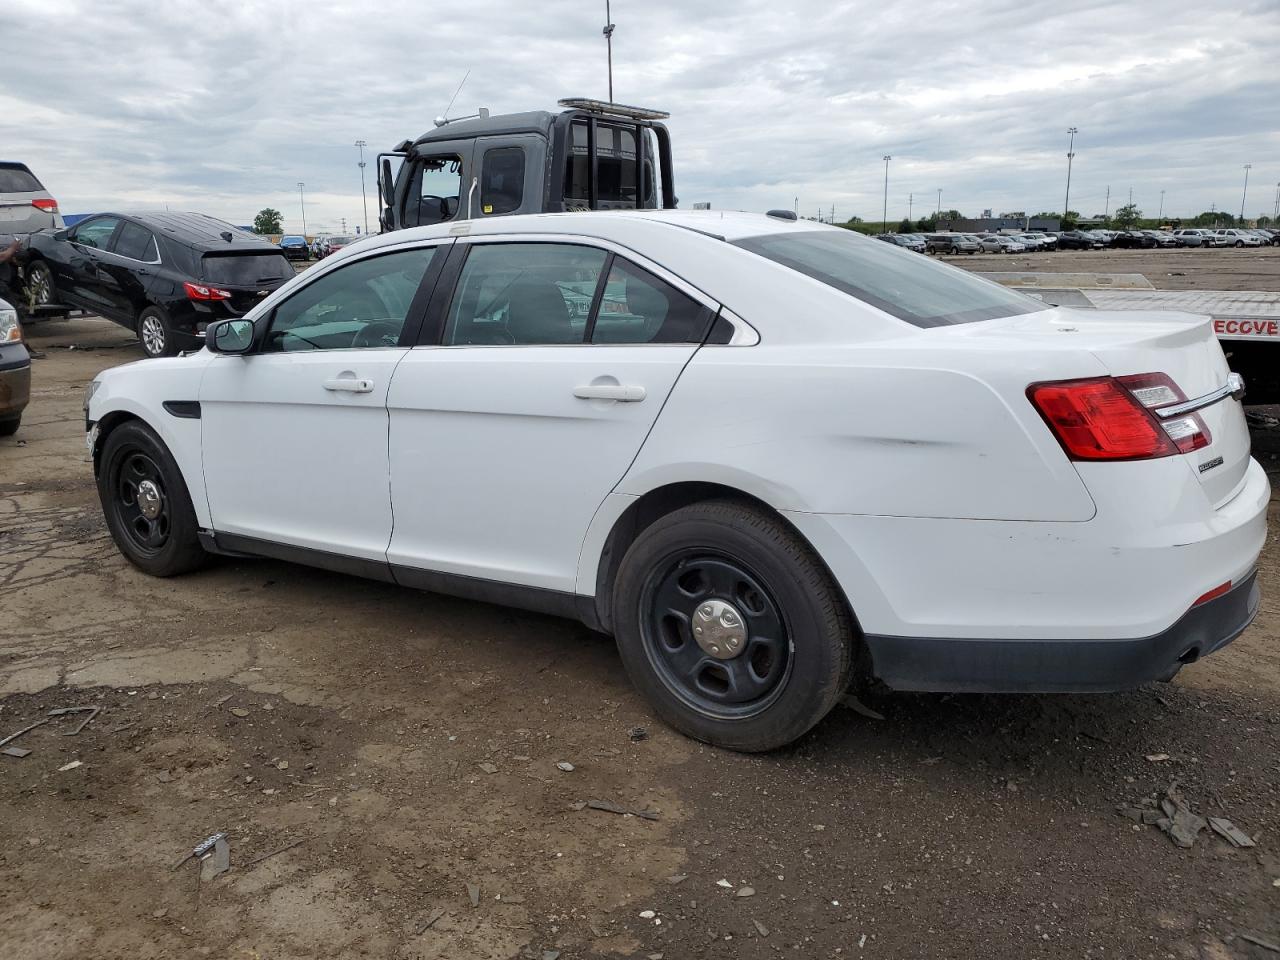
[97,420,206,576]
[950,246,960,255]
[137,306,178,358]
[25,260,56,306]
[0,415,20,437]
[613,500,854,752]
[1235,240,1244,247]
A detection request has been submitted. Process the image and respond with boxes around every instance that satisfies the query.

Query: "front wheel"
[1235,240,1244,247]
[0,415,19,437]
[97,420,207,576]
[612,500,854,752]
[137,306,179,358]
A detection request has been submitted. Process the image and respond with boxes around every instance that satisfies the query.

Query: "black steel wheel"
[613,499,855,752]
[641,553,791,719]
[98,420,206,576]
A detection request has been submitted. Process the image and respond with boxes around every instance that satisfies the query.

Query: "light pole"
[297,181,307,236]
[355,140,369,235]
[1274,182,1279,221]
[936,188,941,220]
[1104,185,1110,221]
[908,192,913,221]
[881,155,891,234]
[1158,190,1165,222]
[1063,126,1077,221]
[1240,164,1251,222]
[603,0,615,102]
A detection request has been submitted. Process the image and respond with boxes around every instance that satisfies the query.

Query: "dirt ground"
[2,248,1279,959]
[945,244,1280,291]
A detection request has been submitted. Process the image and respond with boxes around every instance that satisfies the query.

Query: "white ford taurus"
[84,211,1268,751]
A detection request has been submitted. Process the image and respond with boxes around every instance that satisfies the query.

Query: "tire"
[137,306,179,358]
[0,415,19,437]
[97,420,206,577]
[950,246,960,256]
[612,499,855,752]
[25,259,56,306]
[1235,240,1244,247]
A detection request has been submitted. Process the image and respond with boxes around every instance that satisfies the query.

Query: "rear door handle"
[573,384,646,402]
[323,377,374,393]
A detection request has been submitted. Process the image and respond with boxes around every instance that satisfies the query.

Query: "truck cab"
[378,98,676,232]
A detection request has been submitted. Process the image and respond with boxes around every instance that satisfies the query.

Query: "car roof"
[412,111,557,149]
[93,212,283,252]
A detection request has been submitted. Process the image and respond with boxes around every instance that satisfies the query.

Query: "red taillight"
[1029,373,1212,460]
[1028,377,1177,460]
[1192,581,1232,606]
[1115,373,1211,454]
[184,281,232,302]
[31,197,59,213]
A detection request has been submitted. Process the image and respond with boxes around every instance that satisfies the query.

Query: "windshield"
[329,236,353,245]
[201,252,294,285]
[281,235,305,244]
[732,229,1046,328]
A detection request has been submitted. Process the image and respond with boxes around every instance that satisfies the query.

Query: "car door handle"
[573,384,646,402]
[323,377,374,393]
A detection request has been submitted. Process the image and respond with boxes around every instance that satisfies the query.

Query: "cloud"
[2,0,1277,231]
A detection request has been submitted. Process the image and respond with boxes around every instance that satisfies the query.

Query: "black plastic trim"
[865,571,1260,693]
[210,532,396,583]
[392,564,581,621]
[162,400,201,419]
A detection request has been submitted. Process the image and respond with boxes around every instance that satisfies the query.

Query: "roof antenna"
[603,1,615,102]
[442,69,470,122]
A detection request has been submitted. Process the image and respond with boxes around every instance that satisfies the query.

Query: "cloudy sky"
[4,0,1278,232]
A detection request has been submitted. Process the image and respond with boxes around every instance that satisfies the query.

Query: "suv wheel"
[612,500,854,752]
[1235,240,1244,247]
[97,420,207,576]
[25,260,56,306]
[137,306,177,358]
[0,415,20,437]
[950,246,960,255]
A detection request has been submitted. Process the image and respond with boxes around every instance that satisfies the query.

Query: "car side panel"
[615,341,1101,522]
[88,356,214,528]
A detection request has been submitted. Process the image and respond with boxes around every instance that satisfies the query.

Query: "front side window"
[592,259,708,344]
[72,217,120,250]
[264,247,435,352]
[733,229,1046,328]
[112,222,159,262]
[444,243,606,345]
[480,147,525,215]
[411,156,463,226]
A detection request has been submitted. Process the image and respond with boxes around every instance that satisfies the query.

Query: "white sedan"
[84,211,1268,751]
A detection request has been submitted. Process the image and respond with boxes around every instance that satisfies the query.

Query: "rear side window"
[0,163,43,193]
[202,252,294,284]
[733,230,1046,328]
[562,121,656,208]
[113,222,159,262]
[480,147,525,215]
[592,259,709,344]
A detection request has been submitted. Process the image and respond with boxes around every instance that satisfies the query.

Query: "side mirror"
[206,318,254,354]
[381,157,395,208]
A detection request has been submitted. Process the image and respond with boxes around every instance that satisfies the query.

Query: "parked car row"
[878,226,1280,254]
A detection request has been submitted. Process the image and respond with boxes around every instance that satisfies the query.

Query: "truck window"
[410,156,463,226]
[563,121,658,209]
[480,147,525,215]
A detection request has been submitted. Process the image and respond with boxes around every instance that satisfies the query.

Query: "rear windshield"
[201,252,294,285]
[0,163,43,193]
[733,229,1046,328]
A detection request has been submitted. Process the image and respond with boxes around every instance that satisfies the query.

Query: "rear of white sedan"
[84,211,1267,753]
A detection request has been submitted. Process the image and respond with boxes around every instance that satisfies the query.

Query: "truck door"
[473,135,546,217]
[397,140,476,228]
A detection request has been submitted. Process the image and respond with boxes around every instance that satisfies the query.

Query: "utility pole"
[1128,186,1133,206]
[297,181,307,236]
[1104,185,1110,221]
[1273,181,1279,221]
[881,155,891,234]
[1158,190,1165,222]
[341,217,347,233]
[936,188,941,219]
[793,196,798,215]
[908,192,913,221]
[355,140,369,235]
[1240,164,1251,222]
[1063,126,1077,220]
[603,1,615,102]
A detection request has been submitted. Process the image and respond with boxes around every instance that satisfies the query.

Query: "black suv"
[22,212,294,357]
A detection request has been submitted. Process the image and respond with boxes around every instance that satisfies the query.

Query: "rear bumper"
[865,570,1260,692]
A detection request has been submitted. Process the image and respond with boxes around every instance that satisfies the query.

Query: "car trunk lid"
[991,308,1251,506]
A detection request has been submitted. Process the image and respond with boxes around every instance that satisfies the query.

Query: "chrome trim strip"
[1155,373,1245,419]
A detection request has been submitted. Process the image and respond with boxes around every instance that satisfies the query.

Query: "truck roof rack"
[557,98,670,121]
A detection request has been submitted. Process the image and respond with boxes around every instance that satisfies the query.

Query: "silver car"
[0,162,62,234]
[978,234,1027,253]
